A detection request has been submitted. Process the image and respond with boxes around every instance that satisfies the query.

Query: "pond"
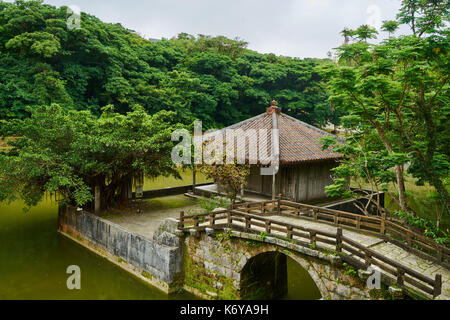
[0,170,321,300]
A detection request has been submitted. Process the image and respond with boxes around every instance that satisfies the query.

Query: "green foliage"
[259,232,267,242]
[0,0,333,128]
[216,229,232,244]
[381,20,400,36]
[392,210,449,246]
[198,143,251,202]
[198,196,231,213]
[319,0,450,218]
[0,104,183,210]
[342,262,358,277]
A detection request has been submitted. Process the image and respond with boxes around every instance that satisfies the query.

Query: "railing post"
[437,247,443,263]
[380,212,386,235]
[309,231,317,248]
[406,230,412,249]
[277,194,282,215]
[397,267,405,287]
[209,212,215,227]
[261,202,265,215]
[364,252,372,268]
[334,212,339,226]
[179,211,185,230]
[434,274,442,299]
[313,209,318,221]
[356,216,361,230]
[287,226,293,240]
[193,216,199,228]
[227,209,232,227]
[265,220,271,234]
[245,217,251,231]
[336,228,343,252]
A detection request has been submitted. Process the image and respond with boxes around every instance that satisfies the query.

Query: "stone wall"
[57,206,184,293]
[182,229,377,300]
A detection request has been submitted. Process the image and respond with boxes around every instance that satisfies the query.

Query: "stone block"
[189,229,199,238]
[155,231,180,247]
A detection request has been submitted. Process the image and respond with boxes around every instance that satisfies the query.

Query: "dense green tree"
[0,104,183,210]
[319,0,449,218]
[381,20,400,38]
[0,0,334,129]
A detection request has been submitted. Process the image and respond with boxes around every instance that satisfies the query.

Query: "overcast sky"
[39,0,406,58]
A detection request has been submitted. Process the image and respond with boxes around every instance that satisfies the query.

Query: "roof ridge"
[280,113,338,138]
[217,113,269,132]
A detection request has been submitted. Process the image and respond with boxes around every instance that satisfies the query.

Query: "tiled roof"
[205,111,341,165]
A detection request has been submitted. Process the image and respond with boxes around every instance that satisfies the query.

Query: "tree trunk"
[94,185,101,214]
[374,123,410,214]
[395,164,410,214]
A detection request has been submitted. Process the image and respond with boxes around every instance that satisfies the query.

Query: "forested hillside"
[0,0,334,129]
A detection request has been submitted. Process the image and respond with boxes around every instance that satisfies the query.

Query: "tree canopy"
[0,0,334,129]
[0,104,183,210]
[319,0,449,224]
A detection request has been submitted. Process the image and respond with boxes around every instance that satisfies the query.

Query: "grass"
[144,195,198,211]
[140,168,211,191]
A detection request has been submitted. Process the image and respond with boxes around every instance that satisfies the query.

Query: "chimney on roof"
[267,100,281,115]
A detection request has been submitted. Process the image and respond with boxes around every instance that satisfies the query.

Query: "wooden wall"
[245,161,337,203]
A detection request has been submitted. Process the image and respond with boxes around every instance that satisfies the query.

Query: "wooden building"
[208,101,342,203]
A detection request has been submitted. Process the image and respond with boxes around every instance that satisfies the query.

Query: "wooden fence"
[227,197,449,268]
[179,200,446,299]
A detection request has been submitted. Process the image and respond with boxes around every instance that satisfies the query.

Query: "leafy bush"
[198,196,231,213]
[392,210,449,246]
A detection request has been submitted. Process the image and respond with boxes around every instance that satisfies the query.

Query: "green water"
[0,170,321,300]
[0,199,197,300]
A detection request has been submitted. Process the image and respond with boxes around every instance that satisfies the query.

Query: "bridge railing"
[275,200,450,269]
[178,208,443,299]
[231,198,449,269]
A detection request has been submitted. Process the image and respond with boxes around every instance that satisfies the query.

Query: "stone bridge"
[58,198,450,300]
[178,199,449,300]
[182,227,372,300]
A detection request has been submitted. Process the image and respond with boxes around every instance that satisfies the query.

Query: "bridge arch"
[182,232,370,300]
[239,248,325,300]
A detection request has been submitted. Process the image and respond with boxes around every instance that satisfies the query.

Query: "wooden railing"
[178,208,443,299]
[274,200,450,268]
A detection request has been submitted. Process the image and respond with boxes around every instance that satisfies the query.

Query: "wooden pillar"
[94,186,101,214]
[434,274,442,298]
[272,173,276,200]
[277,194,282,214]
[336,228,343,252]
[192,165,197,195]
[380,212,386,235]
[179,211,185,229]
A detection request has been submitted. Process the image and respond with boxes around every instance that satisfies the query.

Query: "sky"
[38,0,407,58]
